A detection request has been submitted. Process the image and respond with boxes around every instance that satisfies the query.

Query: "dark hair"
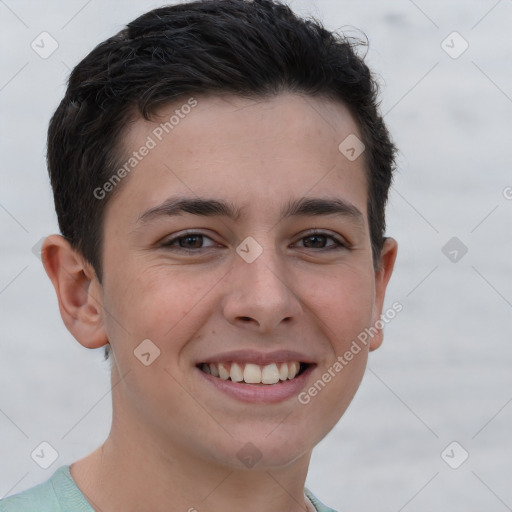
[46,0,396,361]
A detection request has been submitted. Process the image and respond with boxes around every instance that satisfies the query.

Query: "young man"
[0,0,397,510]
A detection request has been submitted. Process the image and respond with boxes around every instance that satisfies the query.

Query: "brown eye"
[297,232,345,250]
[178,234,204,249]
[302,234,329,248]
[161,232,217,251]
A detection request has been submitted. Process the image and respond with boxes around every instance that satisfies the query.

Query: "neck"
[70,411,314,512]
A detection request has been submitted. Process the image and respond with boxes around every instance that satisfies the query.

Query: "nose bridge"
[235,235,289,298]
[223,234,300,330]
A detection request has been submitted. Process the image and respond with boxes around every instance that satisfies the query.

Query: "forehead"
[106,93,368,227]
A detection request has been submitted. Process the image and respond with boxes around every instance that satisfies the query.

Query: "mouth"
[196,361,310,385]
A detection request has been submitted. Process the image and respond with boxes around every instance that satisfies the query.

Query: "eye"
[295,231,347,250]
[161,232,218,251]
[160,230,348,253]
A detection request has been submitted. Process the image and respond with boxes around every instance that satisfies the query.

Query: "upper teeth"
[200,361,302,384]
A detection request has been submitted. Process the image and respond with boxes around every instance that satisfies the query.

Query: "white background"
[1,1,511,511]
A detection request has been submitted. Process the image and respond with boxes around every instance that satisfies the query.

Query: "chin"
[219,431,313,470]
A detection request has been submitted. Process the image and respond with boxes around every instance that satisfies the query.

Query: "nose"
[221,242,302,333]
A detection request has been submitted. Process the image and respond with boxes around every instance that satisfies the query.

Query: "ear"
[41,234,108,350]
[369,237,398,352]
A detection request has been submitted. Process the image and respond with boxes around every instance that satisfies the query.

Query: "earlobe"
[369,237,398,352]
[41,234,108,350]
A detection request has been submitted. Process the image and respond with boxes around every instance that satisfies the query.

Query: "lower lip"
[195,365,315,404]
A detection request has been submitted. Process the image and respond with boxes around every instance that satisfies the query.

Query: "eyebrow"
[136,196,365,227]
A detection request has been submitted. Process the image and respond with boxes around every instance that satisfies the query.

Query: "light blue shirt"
[0,465,338,511]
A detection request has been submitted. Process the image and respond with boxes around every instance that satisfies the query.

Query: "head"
[42,0,397,470]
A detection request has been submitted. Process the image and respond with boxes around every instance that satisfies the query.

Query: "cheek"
[296,269,375,435]
[102,264,221,352]
[300,264,376,348]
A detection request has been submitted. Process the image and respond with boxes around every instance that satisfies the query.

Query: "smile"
[197,361,308,385]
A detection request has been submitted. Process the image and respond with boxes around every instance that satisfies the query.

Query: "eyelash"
[160,230,348,252]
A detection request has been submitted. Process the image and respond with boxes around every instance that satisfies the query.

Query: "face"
[92,93,396,468]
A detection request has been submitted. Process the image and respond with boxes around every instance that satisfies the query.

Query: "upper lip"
[196,349,315,366]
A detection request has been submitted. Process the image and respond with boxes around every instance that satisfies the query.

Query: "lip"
[195,363,316,404]
[196,349,315,366]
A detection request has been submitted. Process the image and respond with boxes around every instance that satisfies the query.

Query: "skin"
[42,93,397,512]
